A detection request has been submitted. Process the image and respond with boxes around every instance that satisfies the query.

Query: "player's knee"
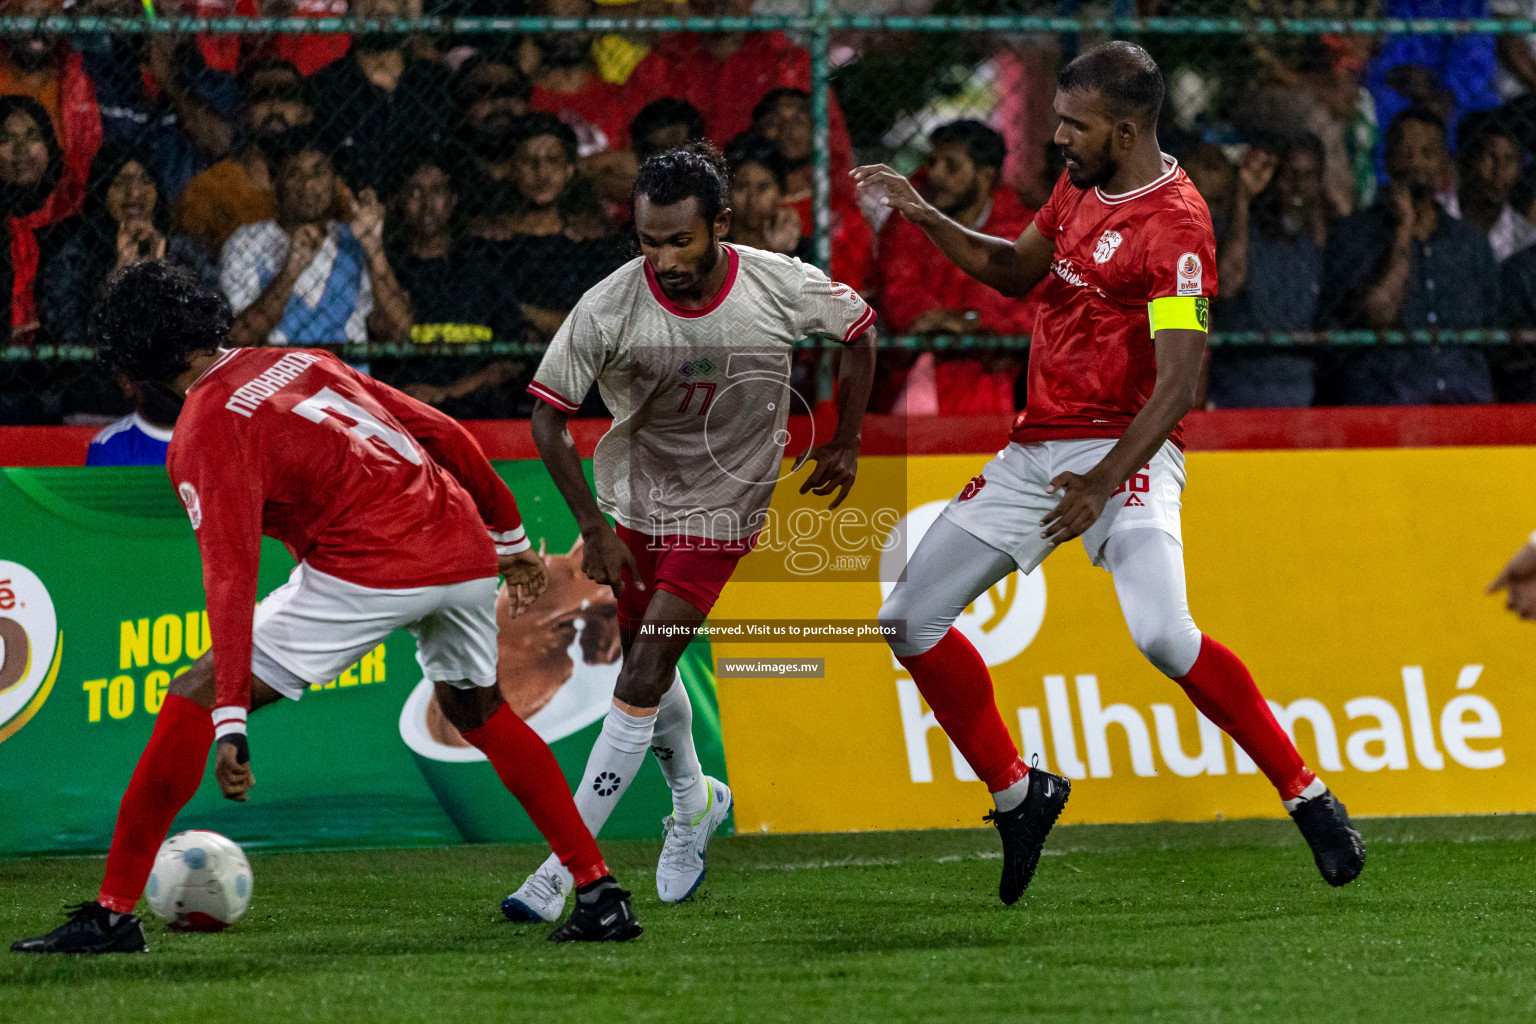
[167,653,216,708]
[879,585,941,660]
[613,668,670,710]
[1130,616,1202,678]
[434,681,503,733]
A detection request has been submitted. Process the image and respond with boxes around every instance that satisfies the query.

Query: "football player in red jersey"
[12,263,640,954]
[854,41,1364,904]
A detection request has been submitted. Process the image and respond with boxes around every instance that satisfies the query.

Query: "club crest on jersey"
[1093,230,1123,264]
[1176,252,1203,296]
[177,482,202,530]
[678,358,716,378]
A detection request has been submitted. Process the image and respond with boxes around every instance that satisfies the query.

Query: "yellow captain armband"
[1147,296,1209,336]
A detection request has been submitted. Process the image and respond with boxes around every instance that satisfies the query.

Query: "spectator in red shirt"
[873,120,1034,416]
[724,132,806,259]
[0,93,62,343]
[875,119,1035,335]
[628,0,853,162]
[527,0,638,154]
[0,0,102,229]
[751,87,872,293]
[527,0,646,204]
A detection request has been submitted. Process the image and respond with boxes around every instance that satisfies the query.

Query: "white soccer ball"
[146,830,253,932]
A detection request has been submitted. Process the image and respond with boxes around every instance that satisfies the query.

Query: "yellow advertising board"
[712,446,1536,832]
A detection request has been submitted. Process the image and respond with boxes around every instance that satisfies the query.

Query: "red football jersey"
[167,348,526,713]
[1010,158,1216,445]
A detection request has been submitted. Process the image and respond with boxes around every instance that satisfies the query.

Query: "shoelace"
[523,871,563,906]
[52,903,103,935]
[658,815,702,874]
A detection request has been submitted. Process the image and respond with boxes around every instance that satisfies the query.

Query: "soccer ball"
[146,830,253,932]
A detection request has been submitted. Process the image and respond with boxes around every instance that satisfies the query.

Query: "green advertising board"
[0,462,726,857]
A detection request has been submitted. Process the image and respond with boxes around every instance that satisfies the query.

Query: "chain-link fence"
[4,6,1536,427]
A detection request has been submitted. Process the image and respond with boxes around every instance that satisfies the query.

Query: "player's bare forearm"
[1090,330,1204,487]
[832,329,876,445]
[800,329,876,509]
[921,216,1036,296]
[531,402,640,595]
[531,400,608,535]
[1041,330,1205,544]
[851,164,1051,297]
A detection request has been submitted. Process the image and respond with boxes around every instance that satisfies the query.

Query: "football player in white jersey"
[503,143,878,921]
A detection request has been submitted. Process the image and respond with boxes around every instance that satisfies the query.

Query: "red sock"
[461,704,609,887]
[98,694,214,913]
[1175,635,1315,800]
[897,628,1027,792]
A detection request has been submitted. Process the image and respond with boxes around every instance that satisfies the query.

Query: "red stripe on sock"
[98,694,214,913]
[897,628,1027,792]
[1175,635,1313,799]
[461,704,609,887]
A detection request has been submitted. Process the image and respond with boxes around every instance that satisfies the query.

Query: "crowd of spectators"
[10,4,1536,436]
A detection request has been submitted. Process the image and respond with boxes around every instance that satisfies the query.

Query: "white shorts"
[939,437,1185,574]
[251,563,499,701]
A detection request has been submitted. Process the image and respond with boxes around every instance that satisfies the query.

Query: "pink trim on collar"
[644,244,739,319]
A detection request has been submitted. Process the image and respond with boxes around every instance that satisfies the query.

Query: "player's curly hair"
[632,141,731,225]
[90,261,233,385]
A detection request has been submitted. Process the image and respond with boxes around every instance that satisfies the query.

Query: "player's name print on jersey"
[225,352,321,418]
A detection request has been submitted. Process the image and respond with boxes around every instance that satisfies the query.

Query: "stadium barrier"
[2,406,1533,855]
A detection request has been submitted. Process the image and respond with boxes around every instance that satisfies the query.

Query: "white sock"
[992,773,1031,813]
[537,702,656,885]
[652,671,710,822]
[1282,776,1328,811]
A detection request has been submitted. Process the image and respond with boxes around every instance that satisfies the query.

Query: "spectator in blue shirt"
[84,380,177,466]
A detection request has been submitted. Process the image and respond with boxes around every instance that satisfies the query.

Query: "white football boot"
[655,776,733,903]
[501,861,569,923]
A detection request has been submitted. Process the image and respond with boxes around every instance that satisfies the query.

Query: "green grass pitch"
[3,815,1534,1024]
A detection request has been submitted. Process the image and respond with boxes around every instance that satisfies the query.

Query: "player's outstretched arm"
[1041,328,1206,545]
[850,164,1053,298]
[355,373,529,554]
[530,401,640,597]
[799,327,876,509]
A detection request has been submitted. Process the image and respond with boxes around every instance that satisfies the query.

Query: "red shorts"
[613,524,755,631]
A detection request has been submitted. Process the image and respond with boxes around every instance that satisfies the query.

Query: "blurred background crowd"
[5,0,1536,438]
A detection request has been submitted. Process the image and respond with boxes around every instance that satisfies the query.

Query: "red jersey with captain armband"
[1011,156,1216,447]
[167,348,528,719]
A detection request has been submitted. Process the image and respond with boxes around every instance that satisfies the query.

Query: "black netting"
[2,7,1536,426]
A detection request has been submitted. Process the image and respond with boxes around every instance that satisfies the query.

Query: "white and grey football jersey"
[529,244,875,541]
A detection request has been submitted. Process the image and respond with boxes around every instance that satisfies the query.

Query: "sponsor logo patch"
[1176,252,1203,296]
[958,475,987,502]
